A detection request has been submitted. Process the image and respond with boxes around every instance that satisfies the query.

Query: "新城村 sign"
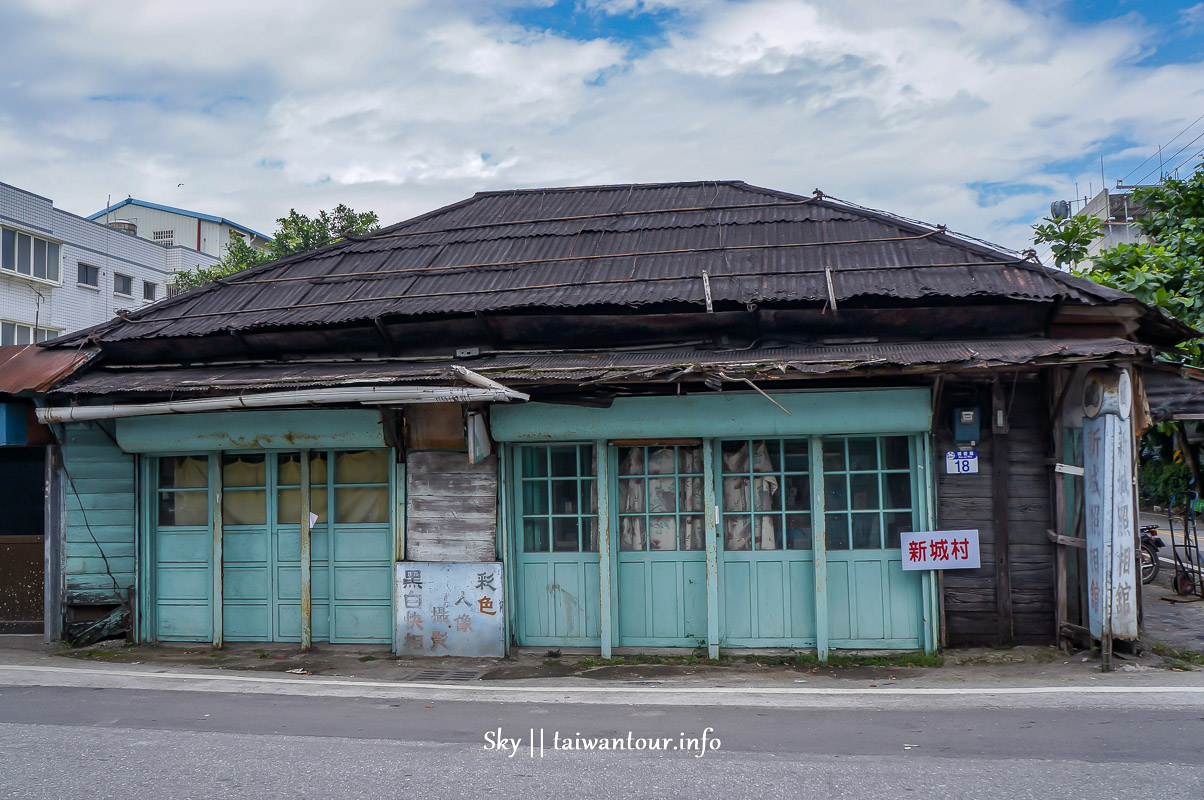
[899,530,981,570]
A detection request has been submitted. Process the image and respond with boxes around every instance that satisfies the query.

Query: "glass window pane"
[649,516,676,550]
[521,447,548,477]
[277,488,329,524]
[851,513,882,549]
[786,514,812,550]
[552,517,580,552]
[335,450,388,484]
[885,512,914,549]
[848,439,878,471]
[883,436,910,470]
[753,475,781,512]
[522,481,549,515]
[783,439,809,472]
[16,233,30,274]
[277,453,327,486]
[648,477,676,512]
[679,476,703,512]
[883,472,912,510]
[1,229,13,271]
[579,445,595,477]
[224,489,266,525]
[784,474,810,511]
[46,243,59,281]
[849,473,879,510]
[524,518,549,552]
[679,515,704,551]
[721,440,749,473]
[619,478,645,513]
[158,491,208,526]
[551,480,578,514]
[223,453,266,487]
[825,474,848,511]
[619,517,646,551]
[549,447,577,477]
[0,322,12,347]
[753,514,782,550]
[335,486,389,523]
[582,518,599,552]
[822,440,845,472]
[825,513,850,550]
[647,446,675,474]
[618,446,644,475]
[159,455,209,489]
[15,325,30,345]
[583,480,597,515]
[33,238,46,279]
[724,516,752,550]
[751,440,780,473]
[678,445,703,474]
[722,476,750,512]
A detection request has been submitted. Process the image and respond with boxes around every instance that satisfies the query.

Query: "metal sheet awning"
[50,338,1152,397]
[0,345,94,395]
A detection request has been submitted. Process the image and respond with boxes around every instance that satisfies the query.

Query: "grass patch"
[744,652,944,669]
[78,650,121,660]
[255,648,270,659]
[1151,643,1204,669]
[573,653,730,669]
[358,655,377,662]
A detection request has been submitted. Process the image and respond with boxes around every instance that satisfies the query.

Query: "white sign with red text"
[900,530,980,570]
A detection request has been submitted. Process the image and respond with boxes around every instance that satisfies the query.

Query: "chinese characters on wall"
[395,562,505,657]
[1084,410,1138,640]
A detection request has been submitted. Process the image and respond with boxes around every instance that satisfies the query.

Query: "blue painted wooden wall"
[61,422,137,602]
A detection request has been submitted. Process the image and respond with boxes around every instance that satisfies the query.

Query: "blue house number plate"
[945,450,979,474]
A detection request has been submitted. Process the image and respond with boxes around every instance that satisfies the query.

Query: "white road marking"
[1,664,1202,696]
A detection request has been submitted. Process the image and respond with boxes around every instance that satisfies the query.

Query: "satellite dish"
[1050,199,1070,220]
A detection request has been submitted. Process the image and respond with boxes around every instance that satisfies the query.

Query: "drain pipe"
[36,382,529,424]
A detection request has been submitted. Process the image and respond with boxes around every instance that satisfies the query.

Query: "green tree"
[173,204,380,291]
[1036,165,1204,487]
[1034,165,1204,367]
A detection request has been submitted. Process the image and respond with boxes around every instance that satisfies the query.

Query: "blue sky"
[0,0,1201,256]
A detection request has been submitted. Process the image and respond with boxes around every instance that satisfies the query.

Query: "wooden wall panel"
[405,451,497,562]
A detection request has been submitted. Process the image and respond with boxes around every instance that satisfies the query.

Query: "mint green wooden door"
[821,436,923,648]
[154,450,393,644]
[614,444,707,646]
[153,455,214,641]
[513,444,601,647]
[717,438,816,647]
[222,450,394,644]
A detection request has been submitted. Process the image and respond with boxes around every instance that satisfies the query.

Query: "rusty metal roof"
[1141,364,1204,421]
[51,338,1149,395]
[0,345,95,394]
[48,181,1153,347]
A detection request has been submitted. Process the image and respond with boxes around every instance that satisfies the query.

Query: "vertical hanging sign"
[1083,369,1138,641]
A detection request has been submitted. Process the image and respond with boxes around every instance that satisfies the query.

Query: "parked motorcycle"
[1140,524,1165,585]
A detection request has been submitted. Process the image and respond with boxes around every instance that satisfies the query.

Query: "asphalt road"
[1,684,1202,799]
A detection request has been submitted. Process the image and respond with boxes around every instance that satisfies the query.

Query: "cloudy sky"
[1,0,1202,255]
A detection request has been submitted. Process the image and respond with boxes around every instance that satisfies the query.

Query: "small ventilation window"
[153,230,174,246]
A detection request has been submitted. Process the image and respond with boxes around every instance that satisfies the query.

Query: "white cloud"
[0,0,1200,253]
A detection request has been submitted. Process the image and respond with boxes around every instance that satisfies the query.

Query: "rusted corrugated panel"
[0,345,94,394]
[52,338,1148,395]
[49,180,1155,347]
[1141,365,1204,420]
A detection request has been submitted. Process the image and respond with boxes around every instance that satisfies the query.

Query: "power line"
[1120,111,1204,183]
[1133,124,1204,185]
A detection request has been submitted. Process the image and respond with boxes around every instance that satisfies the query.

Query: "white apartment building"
[88,198,273,258]
[0,181,221,345]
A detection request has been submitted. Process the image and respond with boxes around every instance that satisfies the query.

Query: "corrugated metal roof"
[49,181,1148,346]
[52,338,1149,395]
[1142,364,1204,421]
[0,345,95,394]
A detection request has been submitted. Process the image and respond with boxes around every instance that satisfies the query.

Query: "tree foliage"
[1033,164,1204,367]
[173,204,380,291]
